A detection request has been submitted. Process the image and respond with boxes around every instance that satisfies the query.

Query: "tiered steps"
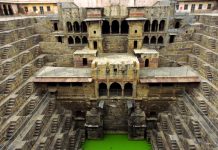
[4,78,14,94]
[5,98,16,116]
[192,121,201,139]
[6,121,16,140]
[201,82,210,98]
[27,99,36,114]
[34,120,43,136]
[199,101,208,115]
[3,61,12,76]
[51,118,59,133]
[55,138,62,150]
[175,118,182,135]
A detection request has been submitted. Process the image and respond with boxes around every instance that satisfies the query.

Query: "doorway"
[39,6,44,14]
[94,41,97,49]
[134,41,137,49]
[191,4,195,13]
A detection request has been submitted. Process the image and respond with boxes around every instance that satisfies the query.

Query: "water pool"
[82,134,152,150]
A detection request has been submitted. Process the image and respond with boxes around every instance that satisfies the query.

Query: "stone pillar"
[85,107,103,139]
[128,103,146,140]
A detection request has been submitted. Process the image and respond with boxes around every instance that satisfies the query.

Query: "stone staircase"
[3,61,12,76]
[27,99,36,114]
[191,121,201,139]
[201,82,210,98]
[205,66,213,81]
[209,38,216,50]
[23,65,31,80]
[51,118,59,133]
[170,140,179,150]
[5,98,16,116]
[178,101,186,115]
[55,138,62,150]
[4,78,14,94]
[64,117,72,131]
[1,46,10,59]
[199,101,208,115]
[6,121,16,140]
[156,133,165,149]
[34,120,43,136]
[175,118,182,135]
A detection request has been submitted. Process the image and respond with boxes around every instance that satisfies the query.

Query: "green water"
[82,134,152,150]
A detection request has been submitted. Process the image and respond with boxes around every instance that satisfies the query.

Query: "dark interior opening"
[3,5,8,15]
[109,82,122,96]
[73,21,80,32]
[99,83,107,96]
[144,20,150,32]
[75,36,81,44]
[145,59,149,67]
[8,5,14,15]
[121,20,129,34]
[143,36,149,44]
[68,36,74,44]
[111,20,119,34]
[54,22,58,31]
[124,83,133,96]
[175,21,180,28]
[150,36,156,44]
[57,36,62,43]
[159,20,165,31]
[83,58,88,66]
[102,20,110,34]
[158,36,163,44]
[81,21,87,32]
[134,41,138,49]
[151,20,158,32]
[82,36,88,44]
[93,41,97,49]
[67,22,73,32]
[169,35,175,43]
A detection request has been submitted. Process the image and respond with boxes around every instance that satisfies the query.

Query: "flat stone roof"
[36,66,91,77]
[0,16,45,22]
[126,17,147,21]
[34,67,92,82]
[134,49,159,54]
[140,66,200,83]
[92,53,139,65]
[74,49,97,56]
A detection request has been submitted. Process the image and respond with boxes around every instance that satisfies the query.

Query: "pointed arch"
[144,20,150,32]
[75,36,81,44]
[158,36,163,44]
[82,36,88,44]
[81,21,87,32]
[143,36,149,44]
[111,20,119,34]
[121,20,129,34]
[68,36,74,44]
[150,36,156,44]
[66,22,73,32]
[159,20,165,31]
[102,20,110,34]
[151,20,158,32]
[73,21,80,32]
